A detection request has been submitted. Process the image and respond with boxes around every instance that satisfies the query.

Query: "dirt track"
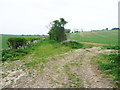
[2,47,117,88]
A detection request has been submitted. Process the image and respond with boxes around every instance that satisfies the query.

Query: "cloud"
[0,0,119,34]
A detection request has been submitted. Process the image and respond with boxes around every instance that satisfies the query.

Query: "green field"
[0,34,44,50]
[1,31,119,88]
[67,30,118,45]
[1,30,119,50]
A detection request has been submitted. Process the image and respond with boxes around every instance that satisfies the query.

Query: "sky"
[0,0,119,35]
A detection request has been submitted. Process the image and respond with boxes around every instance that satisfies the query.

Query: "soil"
[1,47,118,88]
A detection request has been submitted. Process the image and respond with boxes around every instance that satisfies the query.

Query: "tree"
[48,18,68,42]
[106,28,108,30]
[65,29,71,33]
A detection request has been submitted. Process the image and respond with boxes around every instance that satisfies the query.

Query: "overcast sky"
[0,0,119,35]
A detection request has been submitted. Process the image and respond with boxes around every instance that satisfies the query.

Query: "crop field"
[0,34,45,50]
[67,30,118,45]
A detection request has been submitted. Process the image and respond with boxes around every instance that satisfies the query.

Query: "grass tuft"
[61,41,83,49]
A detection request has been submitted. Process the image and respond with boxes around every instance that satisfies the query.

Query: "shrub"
[7,37,27,49]
[61,41,83,49]
[2,37,42,61]
[7,37,41,49]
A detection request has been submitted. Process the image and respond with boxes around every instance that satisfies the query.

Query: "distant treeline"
[21,34,48,36]
[91,28,120,32]
[67,28,120,33]
[111,28,120,30]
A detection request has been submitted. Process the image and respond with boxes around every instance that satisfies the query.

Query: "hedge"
[7,37,41,49]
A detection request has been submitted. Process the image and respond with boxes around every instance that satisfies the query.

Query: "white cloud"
[0,0,119,34]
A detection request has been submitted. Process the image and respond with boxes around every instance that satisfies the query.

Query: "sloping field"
[67,30,118,45]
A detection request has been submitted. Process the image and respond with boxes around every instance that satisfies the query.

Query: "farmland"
[1,30,118,50]
[67,30,118,45]
[1,30,120,88]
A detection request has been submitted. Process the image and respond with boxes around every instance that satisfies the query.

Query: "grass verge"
[92,53,120,88]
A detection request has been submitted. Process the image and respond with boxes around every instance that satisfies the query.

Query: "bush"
[7,37,41,49]
[61,41,83,49]
[7,37,27,49]
[2,37,42,61]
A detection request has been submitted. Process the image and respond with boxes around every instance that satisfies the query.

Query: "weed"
[94,53,120,88]
[63,65,83,88]
[70,62,79,66]
[5,80,9,82]
[38,64,45,70]
[24,61,38,68]
[85,49,90,52]
[11,80,14,82]
[2,73,8,78]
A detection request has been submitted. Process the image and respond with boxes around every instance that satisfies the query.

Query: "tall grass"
[95,53,120,87]
[32,39,72,58]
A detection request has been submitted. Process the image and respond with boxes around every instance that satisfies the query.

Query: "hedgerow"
[2,37,42,61]
[7,37,41,49]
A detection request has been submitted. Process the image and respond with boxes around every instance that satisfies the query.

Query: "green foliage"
[65,29,71,33]
[2,49,28,61]
[48,18,67,42]
[97,54,120,87]
[23,39,73,69]
[61,41,83,49]
[2,38,43,61]
[7,37,27,49]
[103,46,120,50]
[82,44,94,49]
[2,38,72,62]
[24,58,49,69]
[67,30,118,45]
[7,37,41,49]
[33,39,71,58]
[63,65,83,88]
[1,34,44,50]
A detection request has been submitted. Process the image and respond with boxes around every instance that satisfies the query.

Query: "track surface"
[2,47,116,88]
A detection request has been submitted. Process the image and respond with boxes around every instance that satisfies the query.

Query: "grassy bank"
[92,53,120,88]
[23,40,85,68]
[2,38,85,62]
